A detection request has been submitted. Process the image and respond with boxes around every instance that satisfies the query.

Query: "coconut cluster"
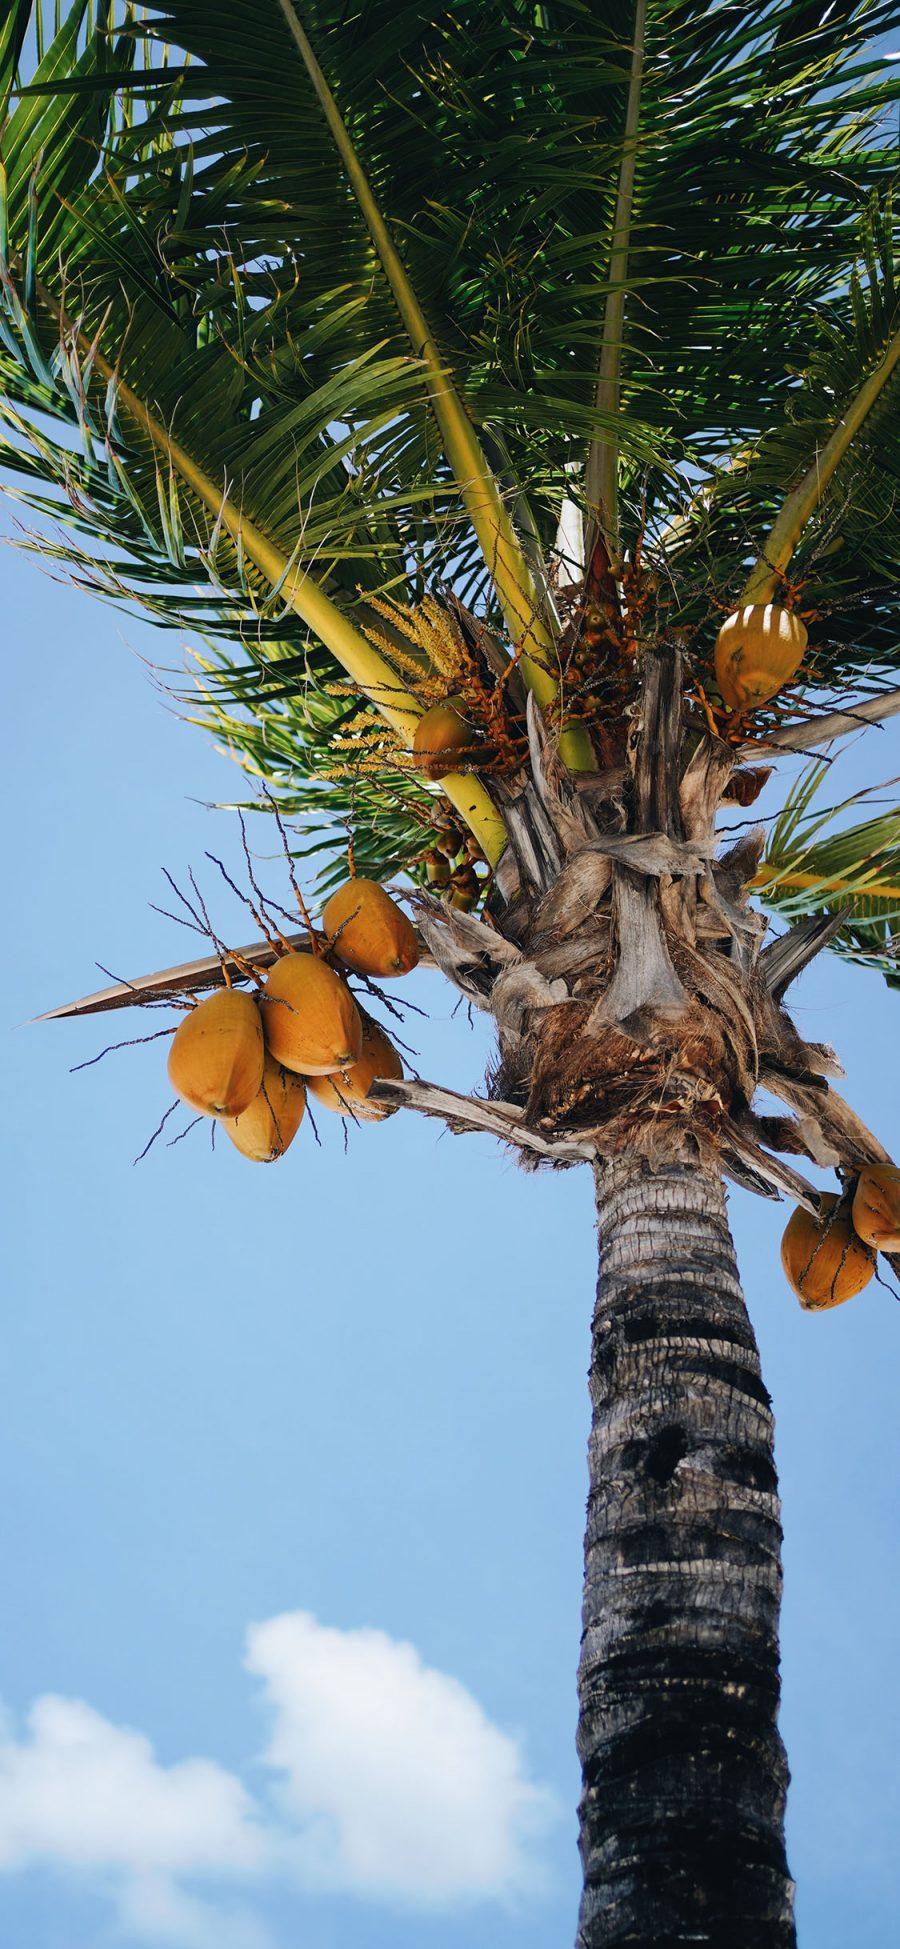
[166,879,415,1162]
[780,1166,900,1311]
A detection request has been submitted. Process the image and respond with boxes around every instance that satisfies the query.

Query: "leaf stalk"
[584,0,646,563]
[35,282,509,863]
[275,0,595,771]
[743,322,900,604]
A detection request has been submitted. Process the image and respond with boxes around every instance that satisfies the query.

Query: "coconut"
[852,1164,900,1252]
[447,863,480,911]
[167,987,264,1118]
[305,1016,403,1120]
[220,1055,306,1162]
[413,698,476,780]
[780,1194,874,1310]
[323,878,418,977]
[714,604,808,710]
[435,824,464,859]
[260,952,363,1075]
[425,849,451,887]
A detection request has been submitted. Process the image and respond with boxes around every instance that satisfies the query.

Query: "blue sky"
[3,531,899,1949]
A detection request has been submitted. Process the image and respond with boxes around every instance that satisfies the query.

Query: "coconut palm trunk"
[399,643,813,1942]
[578,1157,794,1946]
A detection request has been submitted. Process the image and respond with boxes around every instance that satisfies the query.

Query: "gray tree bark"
[577,1155,796,1948]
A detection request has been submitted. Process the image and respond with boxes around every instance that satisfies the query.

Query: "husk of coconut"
[167,987,264,1118]
[305,1015,403,1120]
[220,1055,306,1162]
[260,952,363,1075]
[323,878,418,977]
[852,1163,900,1252]
[780,1194,874,1310]
[714,603,807,710]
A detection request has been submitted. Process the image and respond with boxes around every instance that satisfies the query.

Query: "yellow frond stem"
[743,323,900,604]
[752,865,900,901]
[40,290,509,867]
[441,776,509,863]
[276,0,594,772]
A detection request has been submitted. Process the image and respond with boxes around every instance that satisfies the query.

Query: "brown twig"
[70,1025,177,1072]
[260,785,319,949]
[134,1100,180,1164]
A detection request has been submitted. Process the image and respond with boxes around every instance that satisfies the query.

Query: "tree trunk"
[577,1155,796,1948]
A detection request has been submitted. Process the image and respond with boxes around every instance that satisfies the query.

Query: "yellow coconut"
[220,1055,306,1162]
[260,952,363,1075]
[413,698,477,780]
[714,604,808,710]
[305,1016,403,1120]
[852,1163,900,1252]
[167,987,264,1118]
[780,1195,874,1311]
[323,878,419,977]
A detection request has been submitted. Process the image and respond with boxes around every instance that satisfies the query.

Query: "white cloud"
[0,1611,555,1945]
[248,1611,556,1904]
[0,1695,265,1876]
[0,1695,270,1948]
[116,1874,275,1949]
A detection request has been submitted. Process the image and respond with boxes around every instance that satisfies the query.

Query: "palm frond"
[756,760,900,983]
[3,1,900,887]
[742,198,900,603]
[189,652,442,900]
[134,3,900,538]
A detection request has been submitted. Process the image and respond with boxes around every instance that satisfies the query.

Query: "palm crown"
[2,0,900,973]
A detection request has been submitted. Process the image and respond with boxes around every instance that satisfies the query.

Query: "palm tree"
[3,1,900,1940]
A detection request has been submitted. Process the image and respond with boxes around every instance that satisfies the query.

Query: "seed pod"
[714,603,808,710]
[447,863,480,911]
[260,952,363,1075]
[780,1194,874,1310]
[852,1164,900,1252]
[221,1055,306,1162]
[413,698,476,780]
[305,1015,403,1121]
[435,825,464,859]
[167,988,264,1118]
[323,878,418,977]
[425,849,451,888]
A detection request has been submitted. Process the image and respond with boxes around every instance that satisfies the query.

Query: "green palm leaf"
[757,760,900,983]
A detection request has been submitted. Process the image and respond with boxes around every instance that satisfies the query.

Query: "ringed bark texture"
[577,1157,796,1948]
